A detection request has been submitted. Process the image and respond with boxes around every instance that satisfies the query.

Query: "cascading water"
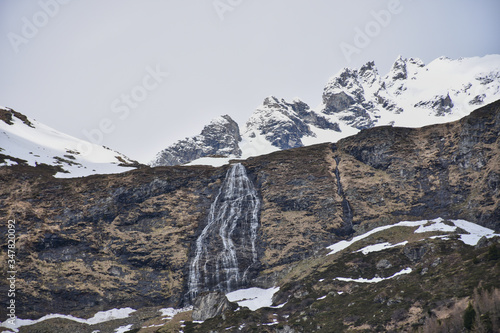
[187,163,261,302]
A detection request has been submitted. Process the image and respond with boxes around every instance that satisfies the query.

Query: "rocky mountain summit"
[242,96,340,150]
[151,55,500,166]
[1,99,499,332]
[151,115,241,166]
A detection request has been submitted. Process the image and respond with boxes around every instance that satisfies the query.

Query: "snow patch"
[356,241,408,255]
[226,287,280,311]
[184,156,231,167]
[327,217,499,257]
[334,268,412,284]
[0,111,136,177]
[114,324,133,333]
[414,220,456,233]
[0,308,136,333]
[159,306,193,321]
[327,219,436,255]
[450,219,499,245]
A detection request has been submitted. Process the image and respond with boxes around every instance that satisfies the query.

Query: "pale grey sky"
[1,0,499,162]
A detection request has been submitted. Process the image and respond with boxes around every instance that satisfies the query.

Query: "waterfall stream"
[187,163,260,302]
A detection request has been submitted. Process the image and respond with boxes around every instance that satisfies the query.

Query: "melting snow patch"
[327,218,499,256]
[327,219,433,255]
[159,306,192,321]
[356,241,408,255]
[184,156,231,167]
[414,219,456,233]
[114,324,133,333]
[226,287,280,311]
[263,319,279,326]
[317,295,327,300]
[143,323,164,328]
[450,219,499,246]
[334,268,412,284]
[429,235,450,240]
[0,308,136,333]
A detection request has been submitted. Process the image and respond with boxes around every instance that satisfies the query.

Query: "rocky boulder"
[192,292,234,321]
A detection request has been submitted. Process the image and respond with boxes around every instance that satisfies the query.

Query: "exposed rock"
[376,259,393,270]
[192,291,233,321]
[414,93,454,116]
[276,325,299,333]
[403,245,430,262]
[243,96,339,150]
[151,115,241,166]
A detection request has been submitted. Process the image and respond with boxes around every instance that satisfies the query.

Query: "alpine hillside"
[1,99,499,332]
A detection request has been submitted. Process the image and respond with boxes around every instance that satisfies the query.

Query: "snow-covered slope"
[152,54,500,167]
[321,54,500,129]
[0,107,138,178]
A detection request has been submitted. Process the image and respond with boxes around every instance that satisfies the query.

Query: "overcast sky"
[1,0,499,163]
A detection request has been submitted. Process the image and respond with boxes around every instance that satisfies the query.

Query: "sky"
[1,0,499,163]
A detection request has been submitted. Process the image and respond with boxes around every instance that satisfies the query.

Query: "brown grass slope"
[0,100,498,322]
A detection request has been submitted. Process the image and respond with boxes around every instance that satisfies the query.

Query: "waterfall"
[187,163,260,302]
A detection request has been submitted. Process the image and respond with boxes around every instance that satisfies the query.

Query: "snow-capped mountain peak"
[151,55,500,167]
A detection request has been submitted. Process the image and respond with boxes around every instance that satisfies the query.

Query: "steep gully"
[333,149,354,234]
[187,163,261,302]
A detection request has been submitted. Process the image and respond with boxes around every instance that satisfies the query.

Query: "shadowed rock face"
[336,99,500,230]
[0,100,498,319]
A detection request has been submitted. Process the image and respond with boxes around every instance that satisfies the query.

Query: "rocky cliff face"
[0,100,499,329]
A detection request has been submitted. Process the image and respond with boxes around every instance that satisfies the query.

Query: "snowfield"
[0,106,136,178]
[327,218,499,256]
[0,308,136,333]
[226,287,281,311]
[334,267,413,284]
